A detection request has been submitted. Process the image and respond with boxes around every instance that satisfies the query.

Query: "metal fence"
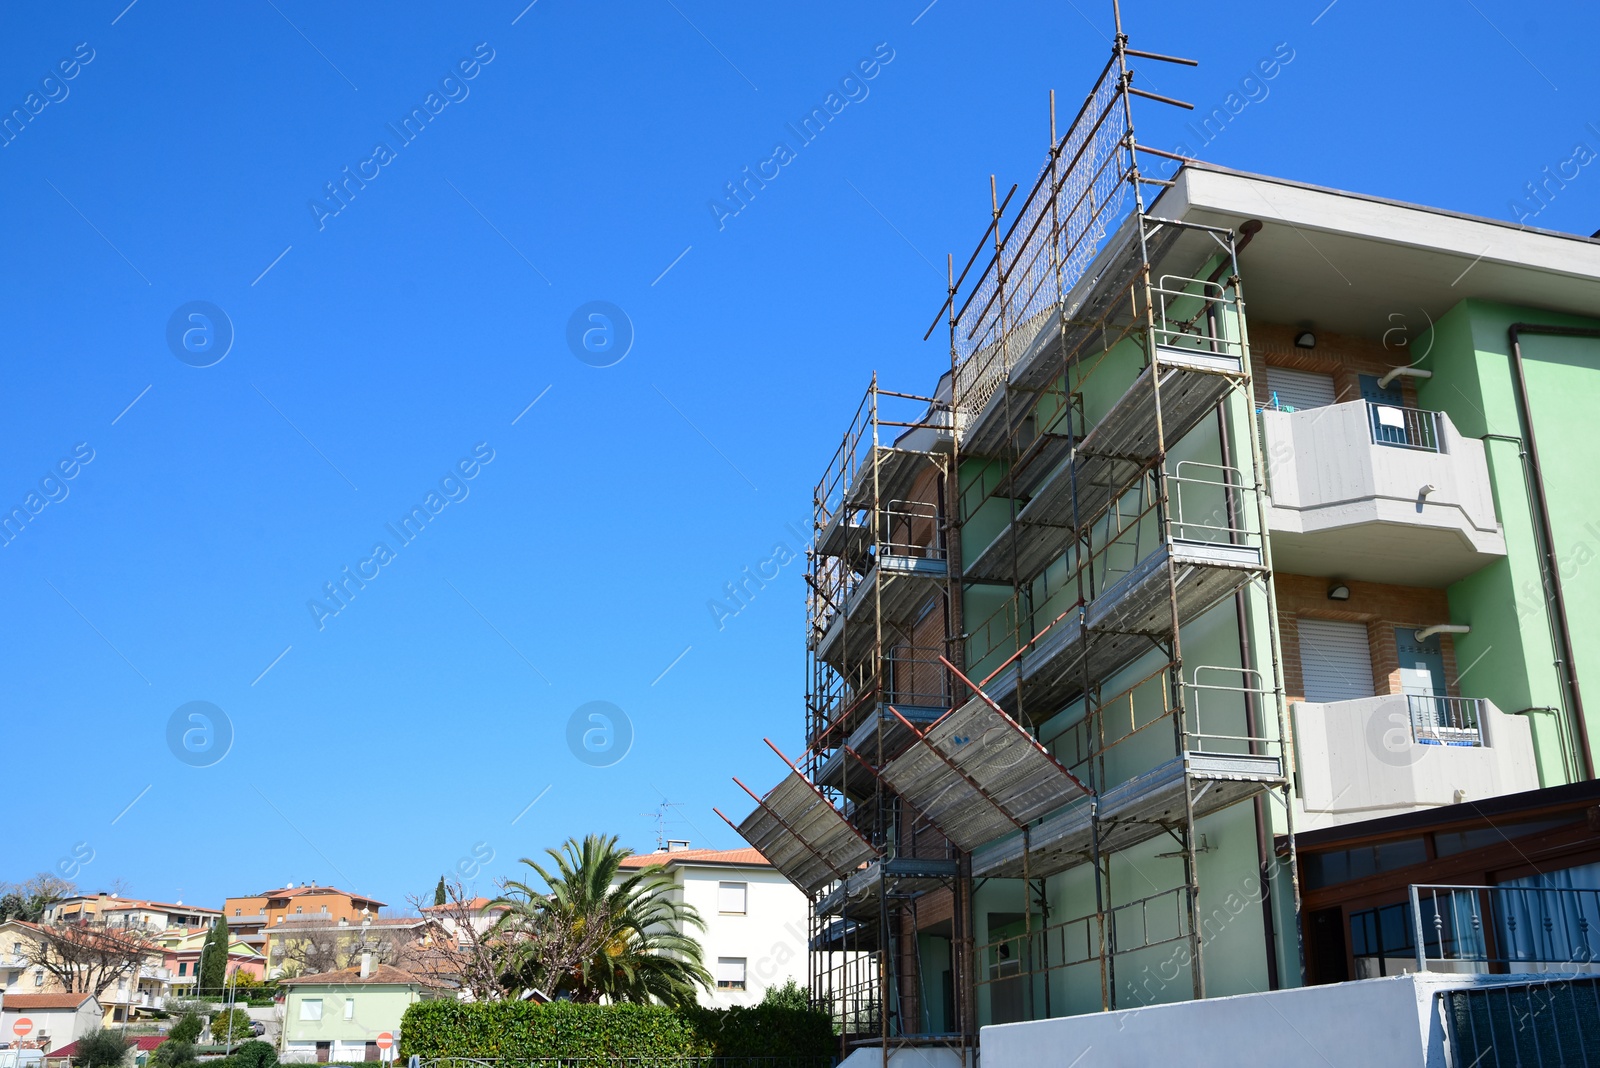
[1442,975,1600,1067]
[1408,695,1485,746]
[1410,883,1600,972]
[1367,401,1442,451]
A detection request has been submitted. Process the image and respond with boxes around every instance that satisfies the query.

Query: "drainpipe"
[1505,323,1597,779]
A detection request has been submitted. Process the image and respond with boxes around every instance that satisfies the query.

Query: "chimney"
[360,952,372,979]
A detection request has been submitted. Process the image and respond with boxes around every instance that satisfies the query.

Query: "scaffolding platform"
[812,553,951,668]
[880,693,1091,853]
[814,703,949,800]
[815,856,960,918]
[971,749,1284,880]
[985,536,1263,712]
[963,344,1246,584]
[734,770,880,895]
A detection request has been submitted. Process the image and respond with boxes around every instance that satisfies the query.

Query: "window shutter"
[717,882,747,914]
[1297,618,1376,702]
[1265,367,1337,411]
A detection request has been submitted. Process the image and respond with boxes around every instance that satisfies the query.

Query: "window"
[344,998,355,1020]
[234,909,241,916]
[1302,838,1428,889]
[295,906,303,914]
[718,882,748,915]
[178,962,188,976]
[715,957,747,991]
[35,969,45,986]
[300,998,323,1021]
[1297,618,1376,703]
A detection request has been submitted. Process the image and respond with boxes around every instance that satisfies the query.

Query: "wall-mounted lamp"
[1419,484,1437,498]
[1294,331,1317,349]
[1327,583,1351,601]
[1415,623,1470,642]
[1378,365,1434,390]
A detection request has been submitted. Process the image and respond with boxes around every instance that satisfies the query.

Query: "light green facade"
[1422,299,1600,783]
[281,979,439,1057]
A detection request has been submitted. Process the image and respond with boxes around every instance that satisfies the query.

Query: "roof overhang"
[1156,163,1600,337]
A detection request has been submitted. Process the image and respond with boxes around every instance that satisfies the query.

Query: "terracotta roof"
[99,900,220,914]
[617,847,772,869]
[0,994,97,1009]
[421,898,505,912]
[50,1036,167,1058]
[279,963,443,988]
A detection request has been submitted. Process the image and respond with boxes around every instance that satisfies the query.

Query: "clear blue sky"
[2,0,1595,910]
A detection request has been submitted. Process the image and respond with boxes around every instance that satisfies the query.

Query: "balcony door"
[1396,627,1446,698]
[1297,618,1376,703]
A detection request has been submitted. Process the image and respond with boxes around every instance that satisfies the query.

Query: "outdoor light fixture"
[1295,330,1317,349]
[1415,623,1471,641]
[1327,583,1351,601]
[1378,365,1434,390]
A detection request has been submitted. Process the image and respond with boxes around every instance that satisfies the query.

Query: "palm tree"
[491,834,711,1008]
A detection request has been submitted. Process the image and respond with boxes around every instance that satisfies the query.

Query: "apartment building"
[615,845,809,1007]
[727,25,1600,1064]
[221,885,387,967]
[41,895,220,932]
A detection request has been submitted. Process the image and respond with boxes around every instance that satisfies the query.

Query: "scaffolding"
[729,1,1300,1056]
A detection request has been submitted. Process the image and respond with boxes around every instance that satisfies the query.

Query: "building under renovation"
[725,7,1600,1064]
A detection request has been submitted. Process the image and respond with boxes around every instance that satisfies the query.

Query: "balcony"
[1292,694,1539,828]
[1261,399,1505,585]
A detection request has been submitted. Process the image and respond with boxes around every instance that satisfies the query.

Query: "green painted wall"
[1422,299,1600,781]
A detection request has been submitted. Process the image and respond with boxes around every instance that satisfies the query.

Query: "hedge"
[399,1000,833,1061]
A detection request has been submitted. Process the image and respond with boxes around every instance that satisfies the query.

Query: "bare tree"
[0,873,77,923]
[21,920,155,997]
[400,881,504,1000]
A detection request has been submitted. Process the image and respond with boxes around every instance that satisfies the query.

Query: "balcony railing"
[1368,401,1442,452]
[1408,694,1486,746]
[1409,883,1600,973]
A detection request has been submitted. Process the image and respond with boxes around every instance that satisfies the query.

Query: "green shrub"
[210,1008,253,1045]
[150,1040,196,1068]
[399,999,832,1061]
[230,1041,277,1068]
[69,1029,132,1068]
[168,1014,204,1044]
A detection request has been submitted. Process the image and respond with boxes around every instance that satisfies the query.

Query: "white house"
[0,994,102,1054]
[617,844,808,1007]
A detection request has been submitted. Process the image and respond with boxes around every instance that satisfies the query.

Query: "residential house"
[616,844,808,1007]
[417,899,507,946]
[0,994,101,1054]
[278,962,445,1063]
[264,917,433,981]
[158,927,266,996]
[44,1034,167,1068]
[1,919,172,1024]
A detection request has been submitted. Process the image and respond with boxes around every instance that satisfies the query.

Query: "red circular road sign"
[13,1018,34,1037]
[375,1033,393,1050]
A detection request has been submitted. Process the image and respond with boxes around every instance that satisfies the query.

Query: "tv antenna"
[642,799,684,851]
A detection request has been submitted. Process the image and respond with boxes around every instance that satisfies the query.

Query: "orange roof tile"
[279,963,444,988]
[617,847,772,869]
[1,994,97,1009]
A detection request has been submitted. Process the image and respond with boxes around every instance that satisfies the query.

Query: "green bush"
[168,1014,204,1044]
[230,1040,277,1068]
[399,999,832,1061]
[150,1040,196,1068]
[69,1029,132,1068]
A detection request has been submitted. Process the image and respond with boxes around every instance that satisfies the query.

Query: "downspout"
[1506,323,1596,779]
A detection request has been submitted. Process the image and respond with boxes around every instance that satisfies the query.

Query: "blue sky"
[2,0,1595,911]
